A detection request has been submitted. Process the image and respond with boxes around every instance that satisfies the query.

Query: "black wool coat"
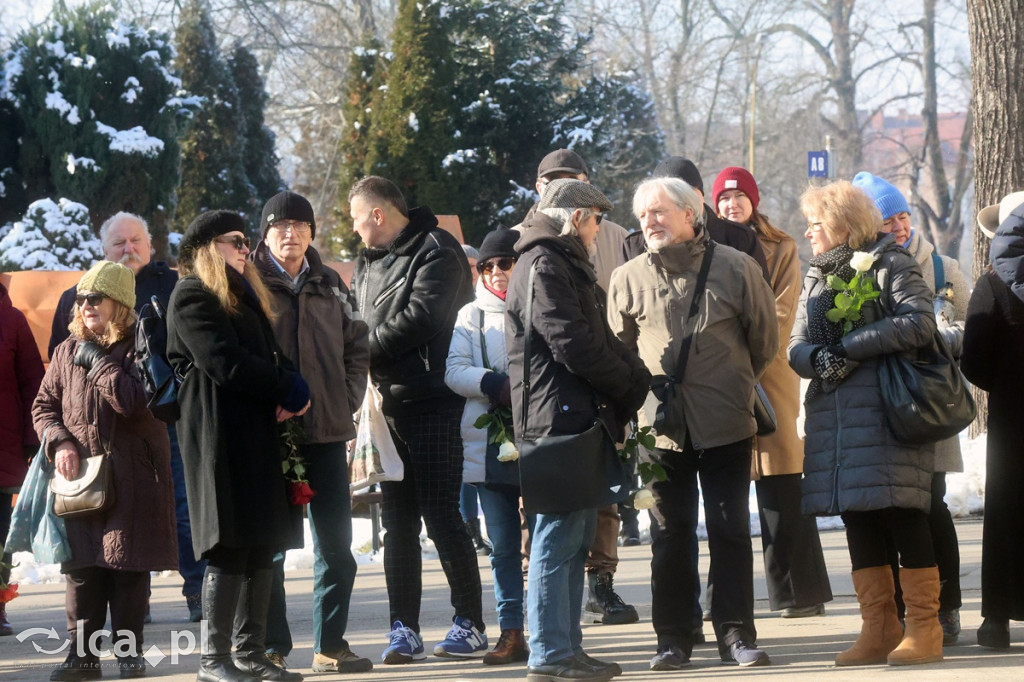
[962,264,1024,620]
[504,214,650,443]
[166,272,303,557]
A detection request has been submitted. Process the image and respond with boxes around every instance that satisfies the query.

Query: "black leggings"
[203,545,275,575]
[842,508,934,570]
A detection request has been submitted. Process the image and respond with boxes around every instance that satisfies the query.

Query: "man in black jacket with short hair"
[349,176,485,664]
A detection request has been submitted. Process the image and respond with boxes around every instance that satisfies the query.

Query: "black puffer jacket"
[351,206,472,414]
[48,261,178,359]
[789,234,936,516]
[252,242,370,443]
[505,213,650,443]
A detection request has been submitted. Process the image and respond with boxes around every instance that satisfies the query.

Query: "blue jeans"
[476,485,526,630]
[266,442,358,656]
[459,483,480,522]
[527,507,597,667]
[168,425,206,596]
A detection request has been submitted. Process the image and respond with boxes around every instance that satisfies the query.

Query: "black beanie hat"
[653,157,704,194]
[261,190,317,239]
[477,226,519,263]
[179,210,247,267]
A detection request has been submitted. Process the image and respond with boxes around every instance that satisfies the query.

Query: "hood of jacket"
[990,205,1024,304]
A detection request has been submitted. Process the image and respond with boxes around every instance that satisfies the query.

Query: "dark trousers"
[843,507,934,571]
[887,473,961,615]
[754,474,833,610]
[1,491,12,586]
[168,425,207,597]
[649,438,755,657]
[65,567,149,656]
[585,504,620,574]
[266,441,358,656]
[381,407,484,632]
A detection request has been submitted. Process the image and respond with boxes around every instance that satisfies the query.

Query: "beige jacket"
[607,230,779,451]
[752,235,805,478]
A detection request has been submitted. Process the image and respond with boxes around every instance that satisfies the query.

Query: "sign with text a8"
[808,151,829,178]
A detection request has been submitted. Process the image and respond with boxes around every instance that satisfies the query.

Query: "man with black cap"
[250,190,373,674]
[530,149,640,627]
[506,178,651,681]
[623,157,769,280]
[348,176,486,665]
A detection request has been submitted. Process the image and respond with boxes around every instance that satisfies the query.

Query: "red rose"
[288,481,315,506]
[0,583,18,604]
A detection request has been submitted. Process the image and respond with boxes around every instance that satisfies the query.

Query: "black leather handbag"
[878,331,976,444]
[753,383,777,436]
[516,264,633,514]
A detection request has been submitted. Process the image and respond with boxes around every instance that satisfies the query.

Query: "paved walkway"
[3,516,1023,680]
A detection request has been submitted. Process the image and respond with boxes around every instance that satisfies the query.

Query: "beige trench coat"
[752,235,805,478]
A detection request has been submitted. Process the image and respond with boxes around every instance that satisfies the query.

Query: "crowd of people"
[1,149,1023,682]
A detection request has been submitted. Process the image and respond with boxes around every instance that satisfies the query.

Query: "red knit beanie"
[712,167,760,212]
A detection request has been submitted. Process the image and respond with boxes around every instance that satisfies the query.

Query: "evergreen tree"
[228,43,284,225]
[328,38,389,257]
[174,0,253,233]
[364,0,455,213]
[0,1,195,256]
[0,68,25,226]
[556,69,666,230]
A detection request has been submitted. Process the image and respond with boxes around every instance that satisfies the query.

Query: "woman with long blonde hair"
[167,210,310,682]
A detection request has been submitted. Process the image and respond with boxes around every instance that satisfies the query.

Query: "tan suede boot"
[835,566,904,666]
[887,566,943,666]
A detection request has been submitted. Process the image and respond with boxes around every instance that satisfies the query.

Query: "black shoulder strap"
[673,240,715,385]
[478,307,491,370]
[520,263,538,431]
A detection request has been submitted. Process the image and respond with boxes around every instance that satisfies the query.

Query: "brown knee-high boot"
[835,566,904,666]
[887,566,943,666]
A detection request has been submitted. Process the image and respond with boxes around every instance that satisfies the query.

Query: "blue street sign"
[808,151,829,178]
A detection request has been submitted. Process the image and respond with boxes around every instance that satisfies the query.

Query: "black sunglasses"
[215,235,251,251]
[595,213,605,225]
[478,257,517,275]
[75,293,107,307]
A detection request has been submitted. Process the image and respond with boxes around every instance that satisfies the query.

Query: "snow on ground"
[9,430,989,586]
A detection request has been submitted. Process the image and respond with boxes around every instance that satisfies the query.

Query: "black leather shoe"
[527,655,614,681]
[234,654,303,681]
[49,653,102,681]
[977,618,1011,650]
[118,654,146,679]
[576,652,621,677]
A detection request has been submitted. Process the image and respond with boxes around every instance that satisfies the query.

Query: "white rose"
[497,441,519,462]
[633,489,655,510]
[849,251,877,273]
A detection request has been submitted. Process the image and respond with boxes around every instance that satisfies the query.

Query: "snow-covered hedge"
[0,198,102,271]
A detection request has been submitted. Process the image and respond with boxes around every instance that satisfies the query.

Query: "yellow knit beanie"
[77,261,136,310]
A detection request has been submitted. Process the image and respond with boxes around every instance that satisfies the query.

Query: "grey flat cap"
[537,178,613,212]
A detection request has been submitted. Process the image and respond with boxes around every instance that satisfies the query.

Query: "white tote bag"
[349,381,404,491]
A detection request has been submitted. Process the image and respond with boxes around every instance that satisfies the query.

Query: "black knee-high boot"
[198,572,260,682]
[233,570,302,682]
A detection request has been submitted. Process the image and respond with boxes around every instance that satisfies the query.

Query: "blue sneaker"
[433,616,488,658]
[382,621,426,664]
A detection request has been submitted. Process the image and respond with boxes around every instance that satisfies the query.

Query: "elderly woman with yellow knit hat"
[33,261,178,681]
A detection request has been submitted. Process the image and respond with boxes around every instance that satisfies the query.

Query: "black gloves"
[481,371,512,408]
[73,341,108,371]
[621,366,653,416]
[813,345,858,384]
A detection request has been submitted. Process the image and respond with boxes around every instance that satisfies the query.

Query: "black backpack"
[135,295,181,424]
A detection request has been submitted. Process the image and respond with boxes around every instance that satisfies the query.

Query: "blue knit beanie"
[852,171,910,221]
